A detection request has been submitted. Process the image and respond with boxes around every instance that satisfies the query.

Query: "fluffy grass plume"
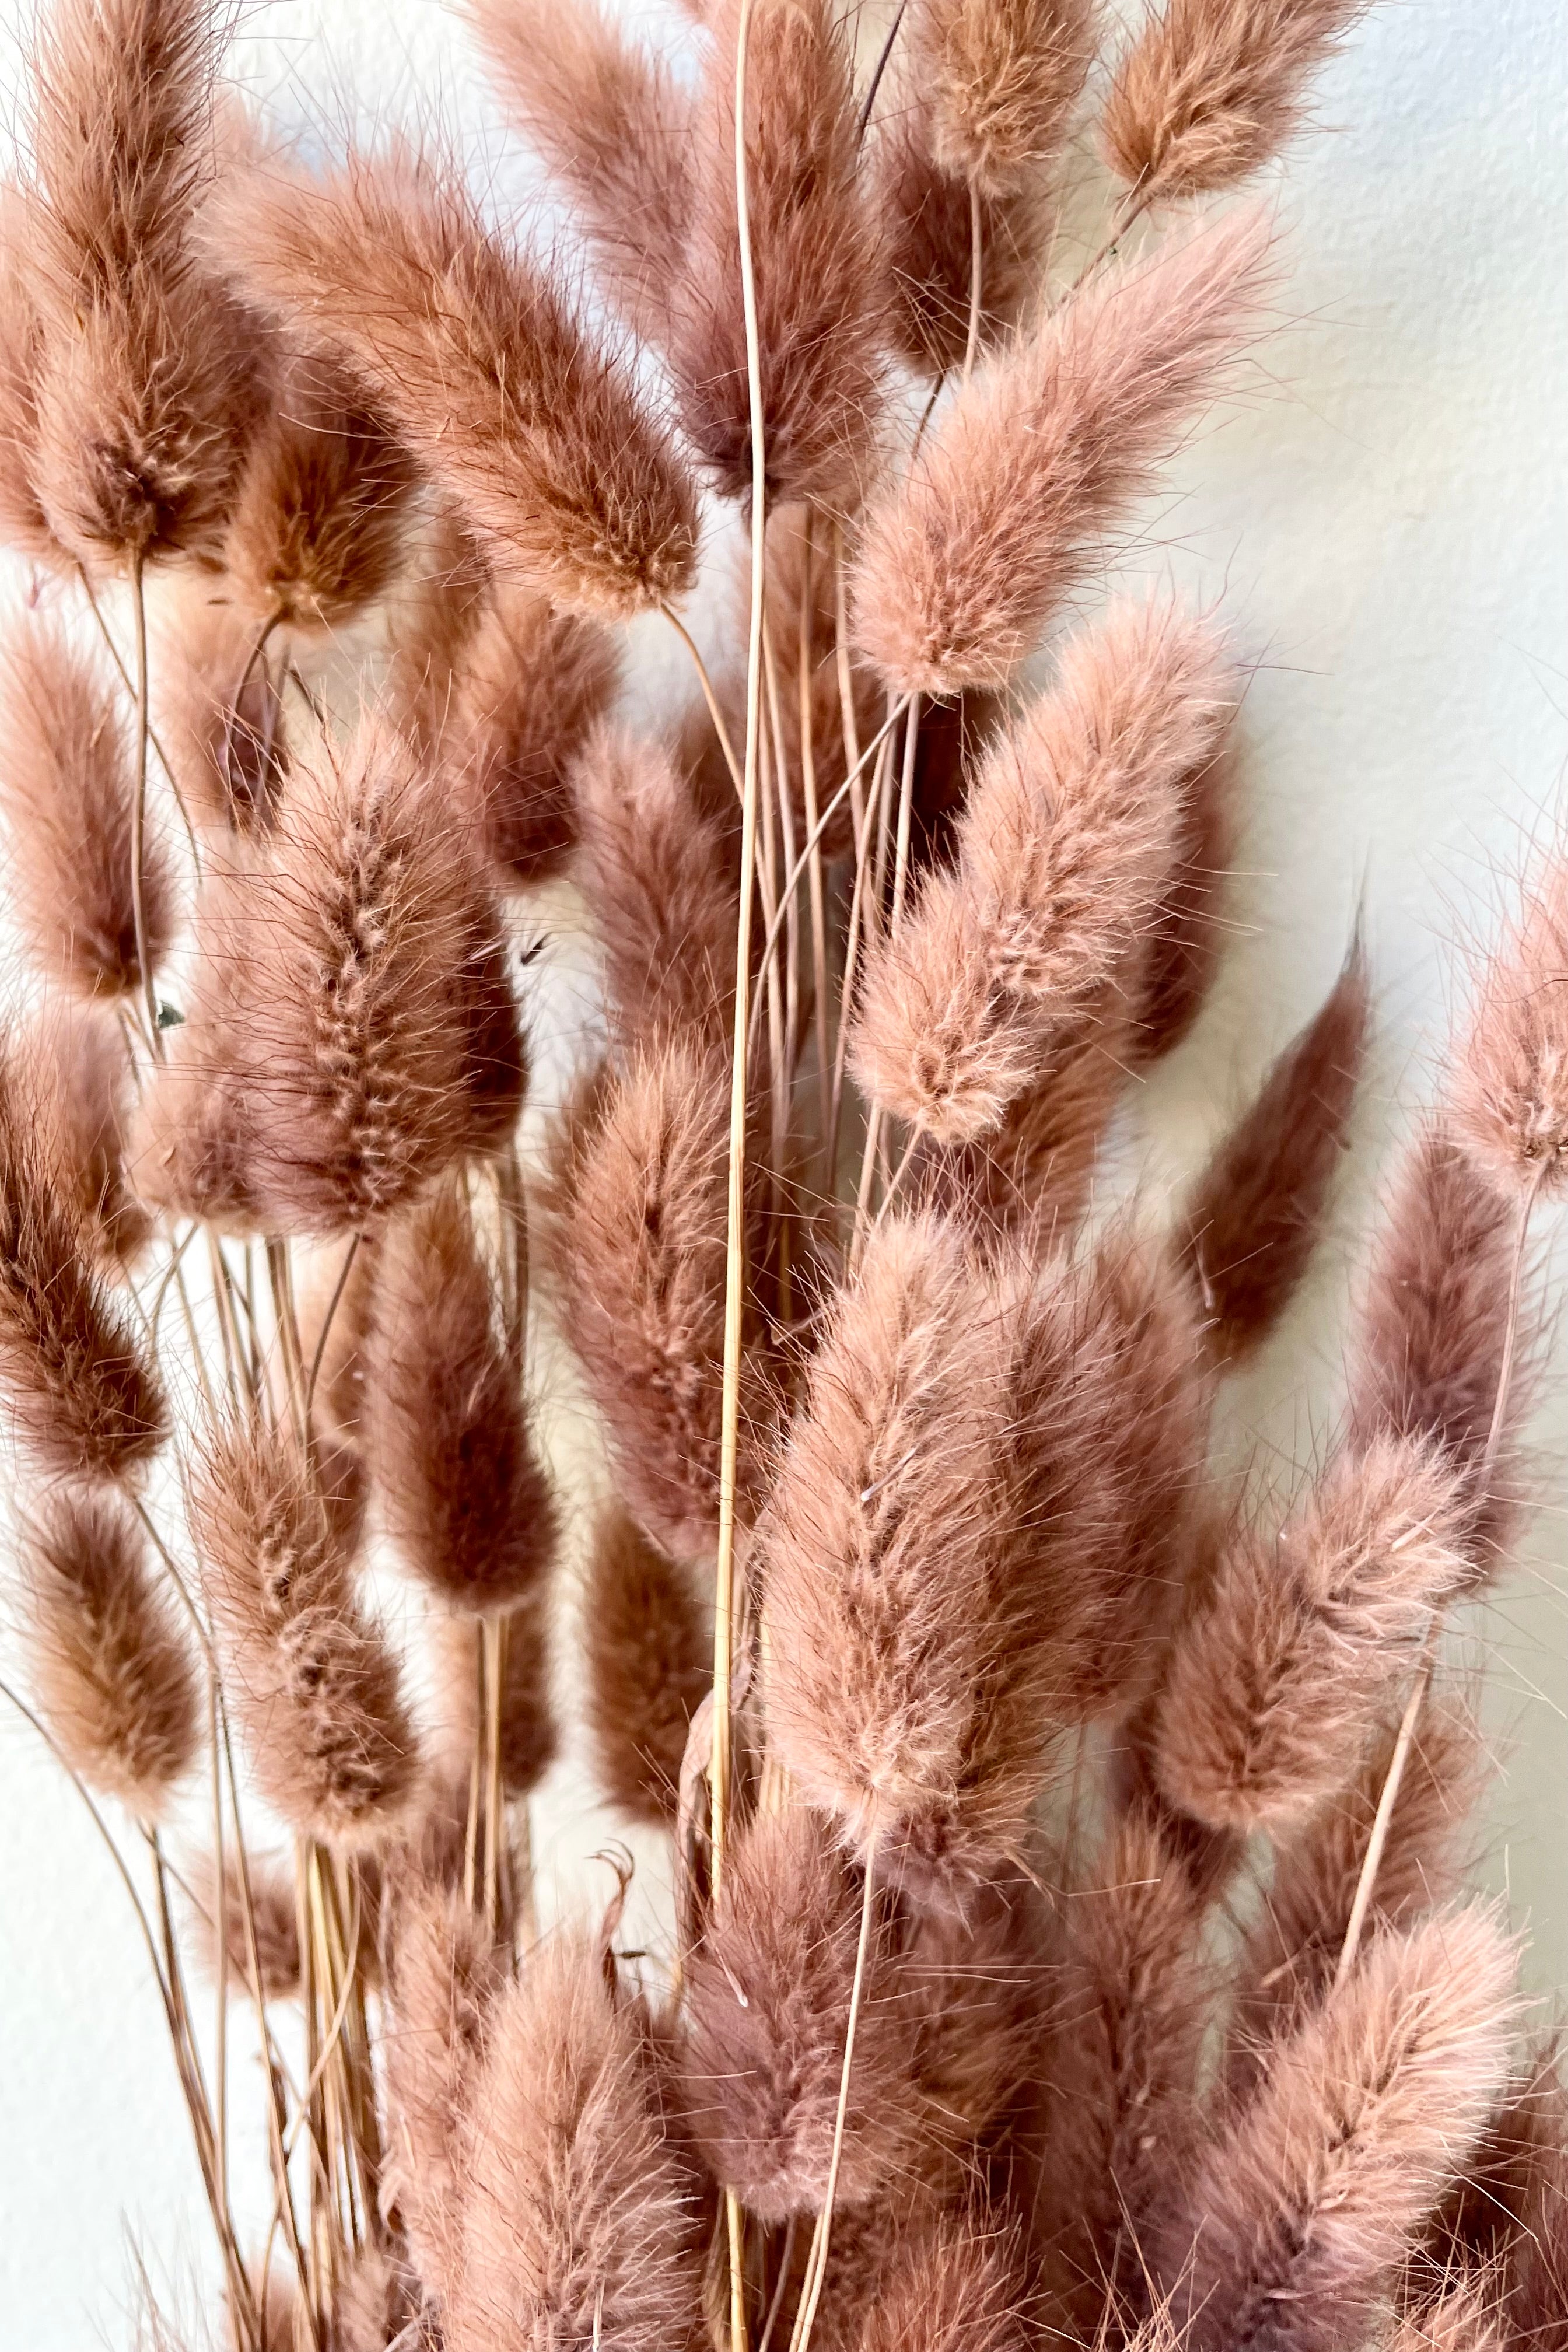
[582,1502,709,1826]
[909,0,1097,197]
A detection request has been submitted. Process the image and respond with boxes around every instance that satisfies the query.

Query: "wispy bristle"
[0,607,175,1000]
[872,86,1042,376]
[583,1502,709,1827]
[857,2207,1029,2350]
[24,0,261,562]
[667,0,886,509]
[29,1000,150,1268]
[190,1411,421,1849]
[1451,845,1568,1200]
[1163,1907,1517,2351]
[852,600,1234,1141]
[1031,1803,1214,2334]
[1348,1121,1527,1573]
[20,1484,198,1818]
[852,207,1274,696]
[1182,944,1369,1363]
[468,0,693,348]
[0,183,58,558]
[575,722,738,1049]
[1152,1436,1466,1835]
[222,146,699,618]
[369,1182,556,1609]
[451,1933,705,2346]
[156,592,289,837]
[1135,736,1238,1062]
[678,1804,918,2221]
[909,0,1097,198]
[0,1033,167,1482]
[222,345,417,630]
[380,1870,504,2306]
[1382,2281,1507,2351]
[545,1042,771,1560]
[194,1845,302,2001]
[1102,0,1368,202]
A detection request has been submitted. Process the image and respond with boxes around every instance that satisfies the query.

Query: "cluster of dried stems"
[0,0,1562,2346]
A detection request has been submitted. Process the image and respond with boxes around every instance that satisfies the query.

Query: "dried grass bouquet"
[0,0,1563,2344]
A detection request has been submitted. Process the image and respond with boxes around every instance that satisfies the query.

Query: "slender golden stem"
[76,561,199,870]
[662,601,744,799]
[963,181,984,386]
[787,1844,880,2352]
[796,527,833,1167]
[128,549,163,1054]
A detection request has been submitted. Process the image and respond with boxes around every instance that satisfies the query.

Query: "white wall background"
[0,0,1565,2340]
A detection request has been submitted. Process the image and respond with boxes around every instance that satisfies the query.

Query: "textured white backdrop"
[0,0,1565,2339]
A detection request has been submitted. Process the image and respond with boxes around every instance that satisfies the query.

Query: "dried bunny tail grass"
[0,1037,167,1482]
[19,1484,199,1818]
[1182,941,1369,1363]
[468,0,694,349]
[190,1412,421,1849]
[23,0,262,564]
[1438,2046,1568,2342]
[1348,1121,1528,1573]
[855,600,1233,1142]
[221,146,698,619]
[1135,733,1238,1062]
[1382,2282,1507,2352]
[0,607,175,1000]
[156,592,288,838]
[923,987,1134,1243]
[574,722,738,1048]
[583,1502,709,1827]
[228,710,525,1234]
[222,345,418,629]
[857,2207,1030,2351]
[380,1868,506,2306]
[1230,1686,1485,2077]
[1451,844,1568,1200]
[677,1805,919,2222]
[369,1182,556,1609]
[871,86,1042,377]
[909,0,1097,197]
[452,1933,705,2349]
[1163,1906,1518,2352]
[29,1000,151,1268]
[194,1845,302,2001]
[545,1041,769,1559]
[1030,1802,1216,2334]
[0,184,57,558]
[759,1211,1021,1880]
[852,205,1275,696]
[1152,1434,1468,1837]
[667,0,887,510]
[429,1588,556,1797]
[1102,0,1369,202]
[436,587,617,890]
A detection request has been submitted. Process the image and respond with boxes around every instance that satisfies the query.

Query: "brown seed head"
[0,607,175,999]
[0,183,59,559]
[852,205,1274,695]
[190,1411,421,1849]
[20,1483,198,1818]
[583,1502,709,1827]
[1102,0,1368,202]
[222,146,699,618]
[909,0,1097,198]
[1451,846,1568,1201]
[857,2208,1030,2352]
[28,1000,151,1268]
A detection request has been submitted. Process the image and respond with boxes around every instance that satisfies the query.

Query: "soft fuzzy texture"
[369,1184,556,1611]
[1161,1906,1517,2351]
[468,0,693,350]
[677,1805,917,2221]
[582,1502,709,1826]
[909,0,1097,197]
[1348,1121,1525,1570]
[138,715,524,1236]
[20,1483,198,1818]
[222,344,417,629]
[546,1042,770,1559]
[872,85,1042,377]
[1182,944,1369,1362]
[28,1001,150,1268]
[23,0,261,563]
[1153,1435,1466,1835]
[451,1934,705,2349]
[428,1593,557,1798]
[156,590,289,837]
[852,601,1234,1141]
[0,183,55,558]
[1135,736,1238,1062]
[0,1034,167,1482]
[222,145,698,618]
[1451,846,1568,1199]
[856,2207,1030,2351]
[666,0,886,510]
[851,206,1273,695]
[0,607,175,999]
[190,1412,421,1849]
[573,724,738,1048]
[1102,0,1368,201]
